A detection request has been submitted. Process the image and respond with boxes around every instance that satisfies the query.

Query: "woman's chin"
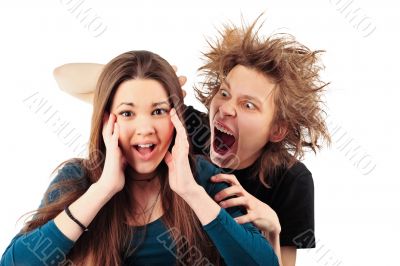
[126,159,163,176]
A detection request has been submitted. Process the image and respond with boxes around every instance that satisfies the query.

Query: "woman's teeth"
[137,144,154,148]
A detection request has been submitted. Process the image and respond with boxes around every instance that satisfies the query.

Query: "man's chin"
[210,151,223,167]
[210,150,240,170]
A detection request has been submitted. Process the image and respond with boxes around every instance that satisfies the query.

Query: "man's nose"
[218,101,236,118]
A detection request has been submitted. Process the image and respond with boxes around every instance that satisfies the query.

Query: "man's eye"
[152,108,168,116]
[243,102,256,110]
[220,89,229,97]
[119,111,133,117]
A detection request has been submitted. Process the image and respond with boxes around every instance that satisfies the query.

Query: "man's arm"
[281,246,296,266]
[53,63,104,103]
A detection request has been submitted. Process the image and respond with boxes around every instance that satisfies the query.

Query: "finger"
[102,113,109,135]
[172,65,178,72]
[234,214,254,224]
[108,114,116,135]
[112,122,119,143]
[219,196,250,209]
[103,113,115,140]
[211,173,241,186]
[214,185,244,201]
[121,156,127,168]
[169,108,188,146]
[103,112,109,124]
[178,76,187,87]
[164,151,175,171]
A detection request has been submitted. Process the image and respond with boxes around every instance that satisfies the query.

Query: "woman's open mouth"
[213,122,237,156]
[132,143,157,160]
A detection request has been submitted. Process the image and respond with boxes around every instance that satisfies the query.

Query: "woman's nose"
[134,117,156,136]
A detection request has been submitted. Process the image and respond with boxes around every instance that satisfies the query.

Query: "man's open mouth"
[213,123,236,156]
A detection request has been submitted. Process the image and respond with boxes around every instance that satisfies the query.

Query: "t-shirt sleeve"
[195,156,279,266]
[39,162,87,208]
[274,164,315,248]
[0,163,85,265]
[0,220,75,266]
[183,105,210,156]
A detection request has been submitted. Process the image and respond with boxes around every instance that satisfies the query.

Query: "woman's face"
[209,65,277,169]
[110,79,174,176]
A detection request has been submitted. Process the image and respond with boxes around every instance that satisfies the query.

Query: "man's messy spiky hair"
[195,16,331,185]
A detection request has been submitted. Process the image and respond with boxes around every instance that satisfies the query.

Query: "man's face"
[209,65,277,169]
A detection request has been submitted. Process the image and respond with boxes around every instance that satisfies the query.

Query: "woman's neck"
[125,168,161,197]
[126,166,159,182]
[125,167,164,226]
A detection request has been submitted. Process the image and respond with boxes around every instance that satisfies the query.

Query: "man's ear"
[269,123,288,143]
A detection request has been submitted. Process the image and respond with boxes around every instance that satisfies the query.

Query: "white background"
[0,0,398,265]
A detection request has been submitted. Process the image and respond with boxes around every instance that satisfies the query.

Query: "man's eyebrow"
[221,79,231,90]
[221,79,264,105]
[240,95,263,106]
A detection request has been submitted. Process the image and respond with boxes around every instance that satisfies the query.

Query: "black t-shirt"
[183,105,316,248]
[183,105,211,156]
[223,163,315,248]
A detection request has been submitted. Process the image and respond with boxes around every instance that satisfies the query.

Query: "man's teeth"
[215,124,234,136]
[137,144,154,148]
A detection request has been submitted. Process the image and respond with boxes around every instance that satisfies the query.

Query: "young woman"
[0,51,279,266]
[51,18,330,266]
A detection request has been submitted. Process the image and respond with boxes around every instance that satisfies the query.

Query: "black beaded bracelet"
[64,206,89,232]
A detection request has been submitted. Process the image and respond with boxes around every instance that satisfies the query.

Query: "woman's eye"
[119,111,133,117]
[152,108,168,116]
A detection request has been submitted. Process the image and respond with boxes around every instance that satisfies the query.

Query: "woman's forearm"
[0,181,116,266]
[181,185,279,266]
[180,185,221,225]
[53,182,115,242]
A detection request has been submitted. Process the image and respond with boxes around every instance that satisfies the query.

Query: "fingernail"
[170,108,176,116]
[219,201,225,207]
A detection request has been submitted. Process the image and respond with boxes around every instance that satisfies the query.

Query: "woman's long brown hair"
[21,51,219,265]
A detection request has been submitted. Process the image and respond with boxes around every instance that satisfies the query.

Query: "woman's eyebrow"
[152,100,170,107]
[116,100,170,109]
[117,102,134,108]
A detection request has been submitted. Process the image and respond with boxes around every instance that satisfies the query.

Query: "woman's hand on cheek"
[212,173,281,235]
[164,108,199,197]
[97,113,127,195]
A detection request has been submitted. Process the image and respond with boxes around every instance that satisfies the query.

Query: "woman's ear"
[269,123,288,143]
